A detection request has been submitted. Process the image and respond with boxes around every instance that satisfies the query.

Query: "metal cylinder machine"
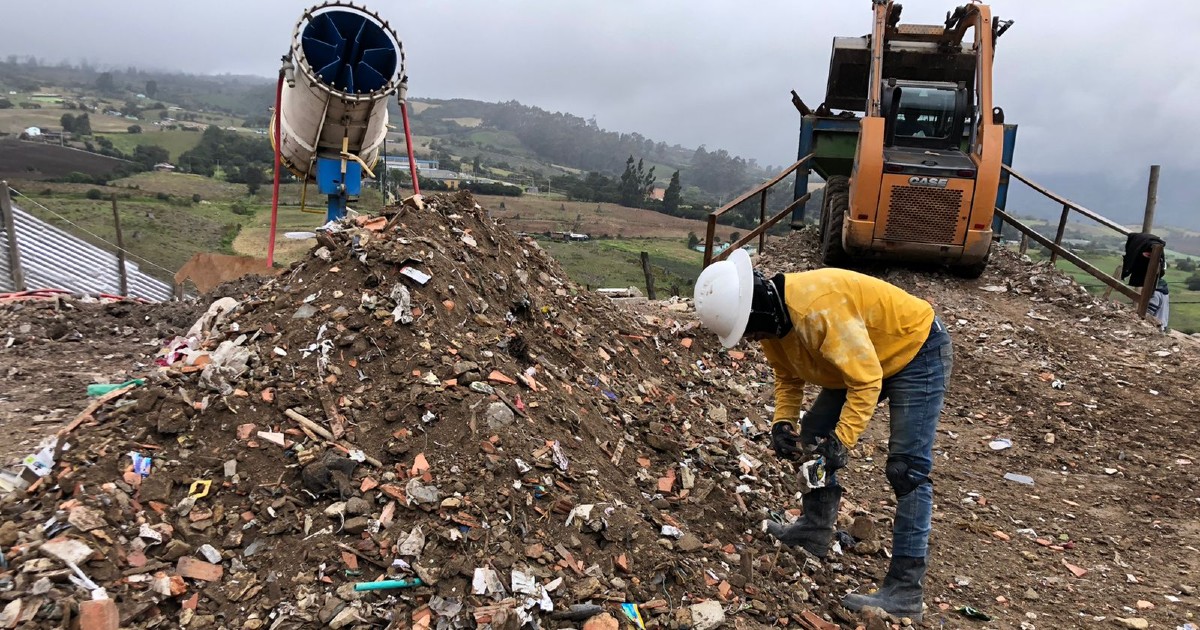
[271,1,406,223]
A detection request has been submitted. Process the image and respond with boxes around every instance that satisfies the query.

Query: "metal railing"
[994,165,1162,316]
[703,153,814,266]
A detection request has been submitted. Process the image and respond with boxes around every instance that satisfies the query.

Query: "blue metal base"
[992,124,1019,237]
[317,156,363,222]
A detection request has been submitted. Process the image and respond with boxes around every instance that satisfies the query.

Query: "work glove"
[770,422,802,460]
[814,436,849,472]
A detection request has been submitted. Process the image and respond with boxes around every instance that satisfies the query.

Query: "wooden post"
[1018,233,1029,256]
[703,215,717,267]
[1142,164,1160,234]
[1050,204,1070,266]
[1136,243,1163,317]
[758,190,768,253]
[0,181,26,291]
[639,251,657,300]
[111,195,128,297]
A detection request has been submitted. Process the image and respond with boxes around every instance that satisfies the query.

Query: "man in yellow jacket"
[693,249,953,622]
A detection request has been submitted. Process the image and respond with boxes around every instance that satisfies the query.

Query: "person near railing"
[691,248,953,623]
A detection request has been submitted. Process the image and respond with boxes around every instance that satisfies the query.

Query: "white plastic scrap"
[200,339,253,395]
[472,567,504,596]
[565,504,595,527]
[400,266,432,286]
[197,544,222,564]
[512,570,555,623]
[138,523,163,544]
[661,525,684,539]
[391,284,414,324]
[551,440,569,471]
[398,526,426,557]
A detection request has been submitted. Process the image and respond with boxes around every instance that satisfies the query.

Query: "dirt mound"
[4,206,1198,630]
[0,193,830,629]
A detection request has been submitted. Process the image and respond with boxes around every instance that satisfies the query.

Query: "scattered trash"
[188,479,212,499]
[197,544,222,564]
[22,439,64,479]
[550,440,569,471]
[353,578,423,591]
[799,457,828,492]
[390,284,414,324]
[956,606,992,621]
[0,192,1171,629]
[1004,472,1034,485]
[400,266,432,286]
[989,438,1013,451]
[472,567,505,596]
[661,525,684,539]
[621,603,647,629]
[86,378,145,397]
[128,452,152,477]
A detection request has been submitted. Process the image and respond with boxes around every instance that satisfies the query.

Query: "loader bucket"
[825,36,977,112]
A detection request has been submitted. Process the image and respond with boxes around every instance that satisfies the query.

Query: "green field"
[95,129,203,161]
[111,171,250,201]
[538,237,702,296]
[1021,247,1200,333]
[467,129,529,154]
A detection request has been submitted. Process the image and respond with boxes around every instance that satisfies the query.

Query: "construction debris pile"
[0,193,860,629]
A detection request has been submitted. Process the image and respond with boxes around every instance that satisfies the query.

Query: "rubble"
[1,197,1198,629]
[0,193,814,628]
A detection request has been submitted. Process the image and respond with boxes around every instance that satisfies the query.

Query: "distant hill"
[394,98,774,198]
[0,59,772,205]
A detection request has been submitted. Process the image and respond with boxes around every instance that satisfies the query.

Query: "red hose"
[400,101,420,195]
[268,70,284,268]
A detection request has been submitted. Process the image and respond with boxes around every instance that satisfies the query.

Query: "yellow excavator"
[792,1,1017,278]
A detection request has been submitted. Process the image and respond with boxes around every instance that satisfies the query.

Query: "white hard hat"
[694,248,754,348]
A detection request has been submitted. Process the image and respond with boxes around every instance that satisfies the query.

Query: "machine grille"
[884,186,964,244]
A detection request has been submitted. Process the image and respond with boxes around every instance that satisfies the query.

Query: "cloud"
[2,0,1198,225]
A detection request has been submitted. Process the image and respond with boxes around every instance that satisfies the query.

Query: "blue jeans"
[799,318,953,558]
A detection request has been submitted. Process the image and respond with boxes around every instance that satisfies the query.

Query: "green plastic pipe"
[353,578,423,592]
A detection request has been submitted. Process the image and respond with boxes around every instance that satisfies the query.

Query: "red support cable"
[400,101,420,195]
[267,71,284,268]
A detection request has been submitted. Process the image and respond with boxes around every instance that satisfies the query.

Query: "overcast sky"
[3,0,1198,226]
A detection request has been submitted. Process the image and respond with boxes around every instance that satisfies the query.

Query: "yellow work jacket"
[761,268,934,447]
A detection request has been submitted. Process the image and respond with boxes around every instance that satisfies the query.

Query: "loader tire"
[821,189,851,268]
[825,175,850,200]
[819,176,850,250]
[819,177,849,231]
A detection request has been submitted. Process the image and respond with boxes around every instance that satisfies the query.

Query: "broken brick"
[177,557,223,582]
[78,598,120,630]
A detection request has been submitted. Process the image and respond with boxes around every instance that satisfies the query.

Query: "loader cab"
[882,80,969,152]
[878,79,977,180]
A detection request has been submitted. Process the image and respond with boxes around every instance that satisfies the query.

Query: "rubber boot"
[842,555,928,622]
[765,485,843,558]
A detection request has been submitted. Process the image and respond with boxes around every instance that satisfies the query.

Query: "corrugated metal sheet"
[0,202,173,301]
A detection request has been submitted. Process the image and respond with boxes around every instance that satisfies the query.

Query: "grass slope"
[13,196,244,283]
[96,130,203,161]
